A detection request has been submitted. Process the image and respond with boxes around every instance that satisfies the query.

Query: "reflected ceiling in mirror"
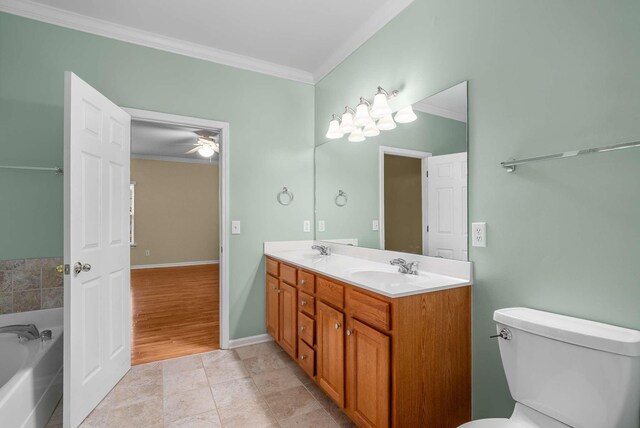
[315,81,468,261]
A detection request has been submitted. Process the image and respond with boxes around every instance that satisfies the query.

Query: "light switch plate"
[372,220,379,231]
[472,222,486,247]
[303,220,311,233]
[231,220,241,235]
[318,220,325,232]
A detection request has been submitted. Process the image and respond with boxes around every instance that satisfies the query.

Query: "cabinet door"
[279,281,298,359]
[347,318,390,428]
[266,274,280,341]
[316,301,345,407]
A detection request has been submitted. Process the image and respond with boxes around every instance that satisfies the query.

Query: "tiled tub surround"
[51,342,353,428]
[0,257,64,314]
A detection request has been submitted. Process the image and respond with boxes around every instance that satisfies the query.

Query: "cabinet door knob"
[299,355,306,360]
[346,329,352,336]
[335,322,341,329]
[300,300,306,306]
[300,325,305,331]
[300,279,306,285]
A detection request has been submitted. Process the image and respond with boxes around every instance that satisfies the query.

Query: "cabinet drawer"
[299,291,315,317]
[266,258,279,277]
[317,277,344,309]
[298,339,315,378]
[347,288,391,331]
[298,311,315,346]
[280,263,297,285]
[298,270,315,293]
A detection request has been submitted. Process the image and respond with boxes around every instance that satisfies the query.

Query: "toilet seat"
[458,403,570,428]
[459,418,527,428]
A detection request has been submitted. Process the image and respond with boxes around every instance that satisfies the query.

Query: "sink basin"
[345,267,424,285]
[281,250,327,264]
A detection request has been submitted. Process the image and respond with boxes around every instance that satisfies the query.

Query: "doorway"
[125,108,230,364]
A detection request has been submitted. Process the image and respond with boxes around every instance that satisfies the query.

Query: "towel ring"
[335,190,348,207]
[277,187,294,206]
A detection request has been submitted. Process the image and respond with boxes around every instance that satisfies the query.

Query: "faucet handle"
[390,258,406,265]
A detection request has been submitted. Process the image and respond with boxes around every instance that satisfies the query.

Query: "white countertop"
[265,246,471,298]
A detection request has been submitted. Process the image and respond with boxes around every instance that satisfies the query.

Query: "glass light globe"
[325,119,344,139]
[348,127,365,142]
[363,121,380,137]
[376,114,396,131]
[354,102,373,127]
[339,111,356,133]
[198,145,215,157]
[370,92,391,119]
[394,105,417,123]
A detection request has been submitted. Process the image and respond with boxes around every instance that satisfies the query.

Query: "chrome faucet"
[390,258,419,275]
[312,244,331,256]
[0,324,40,340]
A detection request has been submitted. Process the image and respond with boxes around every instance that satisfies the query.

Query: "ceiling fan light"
[394,105,417,123]
[354,102,373,127]
[326,118,344,139]
[197,145,215,158]
[370,92,391,119]
[377,114,397,131]
[363,121,380,137]
[339,111,356,134]
[348,127,365,143]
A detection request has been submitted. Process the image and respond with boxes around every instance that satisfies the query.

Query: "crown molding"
[0,0,315,84]
[131,154,219,165]
[312,0,414,82]
[413,101,468,123]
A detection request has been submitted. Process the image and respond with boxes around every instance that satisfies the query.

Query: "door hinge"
[426,171,429,178]
[426,225,430,232]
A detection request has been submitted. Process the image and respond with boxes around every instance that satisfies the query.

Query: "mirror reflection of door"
[383,154,424,255]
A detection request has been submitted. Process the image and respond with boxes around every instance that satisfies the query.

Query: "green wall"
[316,111,466,247]
[315,0,640,418]
[0,13,315,340]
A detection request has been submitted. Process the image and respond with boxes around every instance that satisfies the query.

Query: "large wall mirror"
[315,81,468,261]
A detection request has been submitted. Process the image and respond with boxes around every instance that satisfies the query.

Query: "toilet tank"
[494,308,640,428]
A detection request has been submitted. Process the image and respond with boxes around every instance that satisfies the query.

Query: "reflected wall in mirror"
[315,81,468,261]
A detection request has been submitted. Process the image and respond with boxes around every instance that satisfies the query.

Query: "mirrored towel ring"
[277,187,294,205]
[335,190,348,207]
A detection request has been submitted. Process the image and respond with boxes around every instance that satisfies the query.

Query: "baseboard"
[228,333,273,349]
[131,260,219,270]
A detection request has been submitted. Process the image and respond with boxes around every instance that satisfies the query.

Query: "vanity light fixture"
[348,127,366,142]
[325,114,344,139]
[354,98,374,127]
[370,86,398,119]
[377,114,397,131]
[394,105,417,123]
[339,107,357,133]
[363,121,380,137]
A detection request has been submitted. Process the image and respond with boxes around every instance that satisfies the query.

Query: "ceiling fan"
[186,134,219,158]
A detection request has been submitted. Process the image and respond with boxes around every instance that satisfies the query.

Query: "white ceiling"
[414,81,467,123]
[131,120,219,164]
[0,0,414,83]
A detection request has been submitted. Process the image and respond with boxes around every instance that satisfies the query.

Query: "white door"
[427,152,468,260]
[63,72,131,427]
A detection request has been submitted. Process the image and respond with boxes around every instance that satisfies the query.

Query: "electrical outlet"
[372,220,379,231]
[318,220,325,232]
[231,220,241,235]
[144,250,151,256]
[303,220,311,233]
[472,222,486,247]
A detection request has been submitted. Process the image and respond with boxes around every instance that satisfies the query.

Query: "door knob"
[55,264,64,273]
[74,262,92,275]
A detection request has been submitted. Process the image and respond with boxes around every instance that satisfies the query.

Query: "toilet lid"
[459,418,529,428]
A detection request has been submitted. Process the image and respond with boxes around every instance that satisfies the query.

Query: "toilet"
[461,307,640,428]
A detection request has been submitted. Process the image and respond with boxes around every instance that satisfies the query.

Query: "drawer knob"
[300,300,307,306]
[300,279,306,285]
[300,355,306,360]
[335,323,341,329]
[346,329,353,336]
[300,325,305,331]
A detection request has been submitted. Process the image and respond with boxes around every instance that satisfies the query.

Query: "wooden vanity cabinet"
[266,257,471,428]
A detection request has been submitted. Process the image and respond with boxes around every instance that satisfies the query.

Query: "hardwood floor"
[130,264,219,365]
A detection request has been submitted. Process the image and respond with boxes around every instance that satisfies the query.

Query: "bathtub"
[0,308,63,428]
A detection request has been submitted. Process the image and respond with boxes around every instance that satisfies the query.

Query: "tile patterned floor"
[46,342,355,428]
